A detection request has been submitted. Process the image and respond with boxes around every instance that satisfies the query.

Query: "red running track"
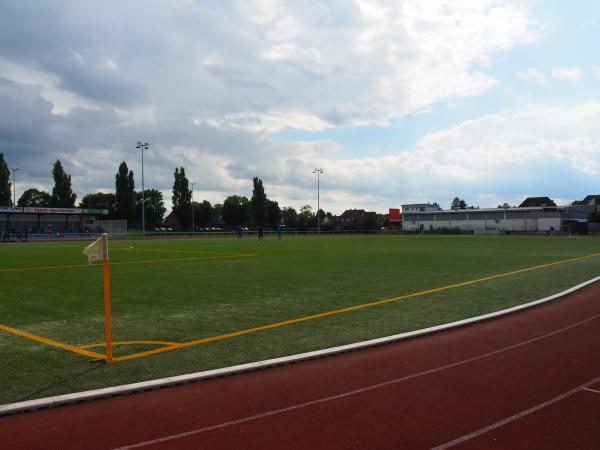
[1,283,599,449]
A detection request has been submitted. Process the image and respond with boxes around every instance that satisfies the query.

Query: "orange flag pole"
[102,234,113,363]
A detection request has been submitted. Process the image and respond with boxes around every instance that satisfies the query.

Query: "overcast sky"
[1,0,599,214]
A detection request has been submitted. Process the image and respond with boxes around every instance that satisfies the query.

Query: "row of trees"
[2,153,331,230]
[0,154,77,208]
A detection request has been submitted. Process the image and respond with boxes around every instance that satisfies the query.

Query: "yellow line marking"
[0,253,256,273]
[0,243,134,250]
[80,340,180,349]
[3,252,598,363]
[112,252,600,363]
[107,254,255,267]
[113,345,185,362]
[113,245,135,250]
[129,248,241,255]
[0,324,105,359]
[0,263,92,272]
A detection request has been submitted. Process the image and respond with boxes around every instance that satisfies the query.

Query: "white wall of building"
[402,210,560,233]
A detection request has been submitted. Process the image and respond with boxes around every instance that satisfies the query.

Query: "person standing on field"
[257,226,264,240]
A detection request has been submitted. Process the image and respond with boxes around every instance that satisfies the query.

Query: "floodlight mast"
[312,168,323,233]
[190,182,196,233]
[136,142,149,234]
[11,167,19,205]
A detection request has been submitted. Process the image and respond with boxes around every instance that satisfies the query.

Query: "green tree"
[172,167,192,230]
[265,199,281,227]
[115,162,136,226]
[322,211,336,231]
[222,195,250,226]
[250,177,267,225]
[18,188,52,207]
[360,212,378,230]
[589,211,600,223]
[282,207,298,228]
[193,200,213,227]
[51,160,76,207]
[297,205,316,230]
[136,189,166,228]
[212,203,223,221]
[317,208,326,225]
[451,197,467,209]
[79,192,116,213]
[0,153,11,206]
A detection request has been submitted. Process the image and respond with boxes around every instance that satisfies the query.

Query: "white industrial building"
[401,207,561,233]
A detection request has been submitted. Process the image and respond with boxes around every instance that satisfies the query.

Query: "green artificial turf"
[0,234,598,404]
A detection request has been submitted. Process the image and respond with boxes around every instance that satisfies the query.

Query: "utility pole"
[136,142,149,233]
[190,182,196,233]
[11,167,19,205]
[312,168,323,233]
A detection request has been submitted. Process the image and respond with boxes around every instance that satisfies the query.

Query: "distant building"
[519,197,556,207]
[402,203,442,213]
[391,194,600,234]
[401,207,560,233]
[0,206,123,238]
[388,208,401,230]
[339,209,367,226]
[581,195,600,205]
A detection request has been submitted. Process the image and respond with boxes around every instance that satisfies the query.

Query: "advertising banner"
[0,206,23,213]
[22,207,83,215]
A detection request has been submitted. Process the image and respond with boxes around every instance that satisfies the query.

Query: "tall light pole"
[11,167,19,206]
[190,182,196,233]
[312,168,323,233]
[136,142,149,233]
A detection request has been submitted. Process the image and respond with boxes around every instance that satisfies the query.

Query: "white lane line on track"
[583,387,600,394]
[431,375,600,450]
[112,312,600,450]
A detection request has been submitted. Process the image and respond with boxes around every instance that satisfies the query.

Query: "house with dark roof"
[582,195,600,205]
[339,209,367,226]
[518,197,556,207]
[338,209,379,228]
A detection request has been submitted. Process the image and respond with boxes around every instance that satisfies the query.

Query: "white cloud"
[551,67,583,82]
[280,102,600,211]
[194,111,332,133]
[212,0,542,131]
[414,102,600,174]
[0,59,96,114]
[98,58,119,72]
[1,0,542,129]
[517,68,546,84]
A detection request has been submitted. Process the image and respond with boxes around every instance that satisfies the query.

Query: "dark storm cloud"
[41,51,145,106]
[0,78,52,147]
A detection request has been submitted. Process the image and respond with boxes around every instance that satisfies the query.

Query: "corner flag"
[83,233,113,363]
[83,234,108,264]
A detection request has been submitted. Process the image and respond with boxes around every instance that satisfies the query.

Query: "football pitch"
[1,234,599,404]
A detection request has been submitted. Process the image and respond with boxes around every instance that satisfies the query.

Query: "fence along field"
[0,234,599,404]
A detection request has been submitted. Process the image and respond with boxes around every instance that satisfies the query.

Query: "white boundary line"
[111,329,600,450]
[431,375,600,450]
[112,316,600,450]
[1,276,598,416]
[584,387,600,394]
